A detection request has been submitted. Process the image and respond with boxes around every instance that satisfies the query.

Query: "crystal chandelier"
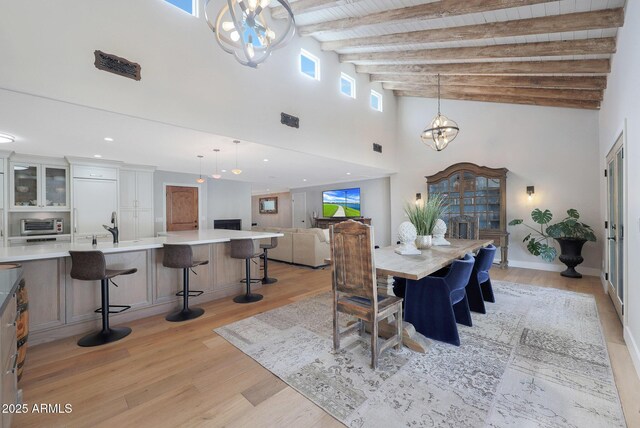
[420,74,459,152]
[205,0,295,68]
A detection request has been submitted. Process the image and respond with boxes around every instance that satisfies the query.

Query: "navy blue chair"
[465,244,497,314]
[404,254,475,346]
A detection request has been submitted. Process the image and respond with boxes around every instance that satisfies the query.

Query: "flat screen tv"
[322,188,361,218]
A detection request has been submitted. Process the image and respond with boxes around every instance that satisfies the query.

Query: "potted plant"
[404,194,445,249]
[509,208,596,278]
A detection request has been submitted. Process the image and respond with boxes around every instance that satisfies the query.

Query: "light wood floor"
[14,263,640,427]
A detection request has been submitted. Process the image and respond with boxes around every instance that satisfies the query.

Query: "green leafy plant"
[509,208,596,262]
[404,194,446,236]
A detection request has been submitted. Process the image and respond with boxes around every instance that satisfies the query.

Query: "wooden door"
[166,186,198,231]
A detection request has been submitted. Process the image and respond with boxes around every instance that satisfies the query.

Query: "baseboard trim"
[624,326,640,380]
[507,260,601,277]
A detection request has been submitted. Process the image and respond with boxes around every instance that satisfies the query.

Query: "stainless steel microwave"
[20,218,64,236]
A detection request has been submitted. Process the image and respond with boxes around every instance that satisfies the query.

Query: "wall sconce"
[526,186,535,200]
[415,193,422,205]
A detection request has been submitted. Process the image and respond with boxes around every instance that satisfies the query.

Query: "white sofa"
[252,227,330,268]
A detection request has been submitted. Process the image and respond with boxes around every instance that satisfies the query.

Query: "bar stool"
[162,244,208,322]
[69,251,137,347]
[260,237,278,285]
[230,239,263,303]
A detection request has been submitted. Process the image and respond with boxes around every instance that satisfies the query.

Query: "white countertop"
[0,229,283,263]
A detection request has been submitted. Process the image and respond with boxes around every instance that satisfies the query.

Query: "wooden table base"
[348,318,431,353]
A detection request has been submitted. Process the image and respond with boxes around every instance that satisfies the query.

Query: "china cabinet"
[426,162,509,267]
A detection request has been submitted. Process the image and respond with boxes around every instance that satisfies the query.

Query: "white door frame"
[162,182,204,233]
[604,120,628,325]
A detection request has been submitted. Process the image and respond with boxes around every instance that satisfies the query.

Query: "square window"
[340,73,356,98]
[165,0,197,16]
[300,49,320,80]
[370,90,383,112]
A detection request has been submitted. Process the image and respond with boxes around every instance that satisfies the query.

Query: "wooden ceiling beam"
[299,0,556,36]
[383,83,603,101]
[357,59,610,75]
[271,0,355,19]
[340,38,616,64]
[394,90,600,110]
[370,74,608,90]
[321,8,624,51]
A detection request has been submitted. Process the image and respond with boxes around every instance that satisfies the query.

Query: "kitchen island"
[0,229,283,345]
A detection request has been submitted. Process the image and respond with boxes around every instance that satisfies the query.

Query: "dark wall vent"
[94,50,141,81]
[373,143,383,153]
[281,112,299,128]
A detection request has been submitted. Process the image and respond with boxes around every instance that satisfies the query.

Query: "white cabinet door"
[136,171,154,210]
[119,210,136,241]
[136,209,155,238]
[73,178,118,238]
[119,170,137,210]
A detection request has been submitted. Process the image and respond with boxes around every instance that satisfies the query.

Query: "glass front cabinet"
[426,162,509,267]
[11,162,69,211]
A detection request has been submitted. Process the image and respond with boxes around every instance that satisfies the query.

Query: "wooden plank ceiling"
[271,0,626,109]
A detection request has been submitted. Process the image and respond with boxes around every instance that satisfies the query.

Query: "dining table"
[344,239,494,353]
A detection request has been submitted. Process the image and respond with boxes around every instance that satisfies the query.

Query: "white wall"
[252,192,292,228]
[290,177,392,247]
[598,0,640,376]
[393,97,602,272]
[153,170,252,233]
[0,0,397,171]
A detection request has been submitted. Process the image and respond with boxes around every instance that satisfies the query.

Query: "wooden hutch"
[426,162,509,267]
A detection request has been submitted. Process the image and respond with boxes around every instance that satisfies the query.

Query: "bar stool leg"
[78,279,132,347]
[234,259,263,303]
[261,249,277,285]
[166,268,205,322]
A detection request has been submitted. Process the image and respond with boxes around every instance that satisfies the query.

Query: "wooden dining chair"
[449,215,480,240]
[330,220,403,369]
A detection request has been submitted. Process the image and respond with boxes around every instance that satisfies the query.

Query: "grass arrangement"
[404,194,446,235]
[323,204,361,217]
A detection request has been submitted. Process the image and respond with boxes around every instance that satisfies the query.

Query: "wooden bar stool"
[162,244,208,322]
[69,251,137,347]
[260,237,278,284]
[230,239,263,303]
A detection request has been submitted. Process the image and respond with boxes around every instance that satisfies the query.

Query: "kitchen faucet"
[102,211,119,244]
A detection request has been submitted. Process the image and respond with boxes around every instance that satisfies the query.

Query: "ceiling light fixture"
[94,154,102,158]
[263,158,269,162]
[420,74,459,152]
[212,149,222,179]
[104,137,114,142]
[205,0,295,68]
[196,155,205,183]
[231,140,242,175]
[0,133,15,144]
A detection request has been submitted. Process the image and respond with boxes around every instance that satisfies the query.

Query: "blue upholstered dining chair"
[465,244,497,314]
[404,254,475,346]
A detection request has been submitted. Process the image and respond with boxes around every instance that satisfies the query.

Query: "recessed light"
[221,169,227,173]
[266,188,270,191]
[346,172,351,175]
[94,154,102,158]
[263,158,269,162]
[303,179,307,182]
[104,137,114,142]
[0,133,15,144]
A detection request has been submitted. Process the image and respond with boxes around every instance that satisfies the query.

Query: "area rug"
[214,281,626,427]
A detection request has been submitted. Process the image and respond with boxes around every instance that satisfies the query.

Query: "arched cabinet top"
[425,162,508,182]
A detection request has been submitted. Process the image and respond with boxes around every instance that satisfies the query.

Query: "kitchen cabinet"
[119,169,154,240]
[10,162,69,211]
[72,166,118,243]
[0,264,22,428]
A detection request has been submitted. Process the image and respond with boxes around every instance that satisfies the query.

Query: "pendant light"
[231,140,242,175]
[420,74,459,152]
[196,155,205,183]
[212,149,222,179]
[205,0,295,68]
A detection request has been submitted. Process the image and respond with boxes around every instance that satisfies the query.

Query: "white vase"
[415,235,433,249]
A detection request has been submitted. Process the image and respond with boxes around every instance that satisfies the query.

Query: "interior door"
[606,133,624,320]
[166,186,198,231]
[292,192,307,228]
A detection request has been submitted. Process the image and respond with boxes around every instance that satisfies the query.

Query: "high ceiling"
[272,0,626,109]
